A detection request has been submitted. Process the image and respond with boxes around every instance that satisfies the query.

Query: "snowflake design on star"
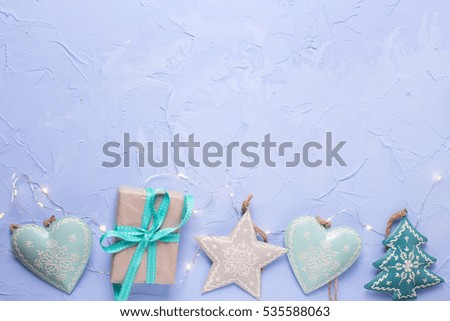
[223,242,258,277]
[196,211,287,299]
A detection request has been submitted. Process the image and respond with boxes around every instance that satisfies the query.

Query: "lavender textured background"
[0,0,449,301]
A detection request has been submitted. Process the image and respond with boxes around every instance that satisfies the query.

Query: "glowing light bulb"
[42,187,48,194]
[177,173,189,180]
[186,263,192,271]
[364,224,373,231]
[14,189,18,196]
[230,193,234,197]
[0,212,4,219]
[100,225,107,233]
[433,174,442,182]
[265,230,270,235]
[37,202,44,207]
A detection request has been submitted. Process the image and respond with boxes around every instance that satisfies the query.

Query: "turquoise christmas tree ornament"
[285,216,362,294]
[365,214,444,300]
[11,216,92,294]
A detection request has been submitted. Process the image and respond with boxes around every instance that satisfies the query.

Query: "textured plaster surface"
[0,0,449,300]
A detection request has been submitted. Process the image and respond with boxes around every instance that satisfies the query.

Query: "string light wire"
[1,171,448,282]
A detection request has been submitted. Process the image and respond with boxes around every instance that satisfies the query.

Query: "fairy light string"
[0,172,210,283]
[1,171,448,282]
[142,172,209,282]
[236,172,450,241]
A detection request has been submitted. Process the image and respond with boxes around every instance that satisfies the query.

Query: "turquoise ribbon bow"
[100,188,193,301]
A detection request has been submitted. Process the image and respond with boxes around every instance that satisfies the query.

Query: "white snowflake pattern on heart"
[298,245,341,281]
[33,239,80,282]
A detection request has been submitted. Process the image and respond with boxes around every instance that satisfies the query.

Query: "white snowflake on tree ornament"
[395,251,420,284]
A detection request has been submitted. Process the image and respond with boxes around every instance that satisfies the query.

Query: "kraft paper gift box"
[109,186,187,285]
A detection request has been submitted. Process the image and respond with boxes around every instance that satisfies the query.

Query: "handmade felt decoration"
[10,215,92,294]
[365,209,444,300]
[285,215,362,295]
[195,200,286,300]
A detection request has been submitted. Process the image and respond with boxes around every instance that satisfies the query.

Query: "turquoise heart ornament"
[11,216,92,294]
[285,216,362,294]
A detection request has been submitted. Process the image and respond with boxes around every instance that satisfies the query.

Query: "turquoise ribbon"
[100,188,193,301]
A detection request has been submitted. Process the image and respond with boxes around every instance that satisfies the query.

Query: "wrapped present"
[100,186,193,301]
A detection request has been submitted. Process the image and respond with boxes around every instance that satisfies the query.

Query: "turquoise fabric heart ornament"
[285,216,362,294]
[11,216,92,294]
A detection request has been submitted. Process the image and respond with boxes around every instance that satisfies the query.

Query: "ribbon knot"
[143,231,152,242]
[100,188,193,301]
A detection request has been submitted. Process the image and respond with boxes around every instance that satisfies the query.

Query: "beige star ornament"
[195,211,287,299]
